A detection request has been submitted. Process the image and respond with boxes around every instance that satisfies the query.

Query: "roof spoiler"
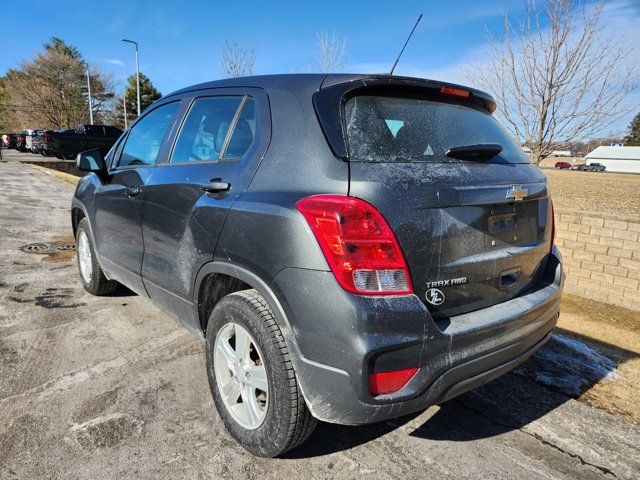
[313,76,497,160]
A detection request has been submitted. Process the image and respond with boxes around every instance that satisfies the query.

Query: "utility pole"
[122,38,141,116]
[85,65,94,125]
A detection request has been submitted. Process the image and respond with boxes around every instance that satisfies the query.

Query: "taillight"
[44,134,50,143]
[296,194,413,295]
[550,200,555,253]
[369,367,419,396]
[440,86,470,98]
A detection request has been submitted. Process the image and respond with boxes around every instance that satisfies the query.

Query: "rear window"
[344,95,528,163]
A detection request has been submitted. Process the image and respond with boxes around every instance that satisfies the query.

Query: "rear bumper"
[272,248,563,425]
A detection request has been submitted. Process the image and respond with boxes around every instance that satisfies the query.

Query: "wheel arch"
[193,261,295,340]
[71,204,87,237]
[193,261,331,420]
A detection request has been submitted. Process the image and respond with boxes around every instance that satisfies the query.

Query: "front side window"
[171,96,256,164]
[118,102,180,167]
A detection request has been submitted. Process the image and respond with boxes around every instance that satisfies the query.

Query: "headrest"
[225,119,254,157]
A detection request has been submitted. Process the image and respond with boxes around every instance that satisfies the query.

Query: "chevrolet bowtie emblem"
[506,186,528,202]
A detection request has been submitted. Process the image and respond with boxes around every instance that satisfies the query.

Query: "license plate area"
[489,213,518,233]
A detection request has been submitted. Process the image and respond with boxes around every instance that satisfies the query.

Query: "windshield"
[344,95,529,163]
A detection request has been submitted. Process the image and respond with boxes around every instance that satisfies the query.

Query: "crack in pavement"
[454,398,620,479]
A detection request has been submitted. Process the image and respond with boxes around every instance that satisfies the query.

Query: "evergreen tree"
[623,112,640,146]
[44,36,82,59]
[124,72,162,117]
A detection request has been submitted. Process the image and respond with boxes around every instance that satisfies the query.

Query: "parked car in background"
[37,130,67,156]
[72,74,562,457]
[586,162,606,172]
[24,130,38,152]
[16,133,28,152]
[30,131,48,155]
[2,134,17,148]
[572,163,606,172]
[554,161,572,169]
[50,124,122,159]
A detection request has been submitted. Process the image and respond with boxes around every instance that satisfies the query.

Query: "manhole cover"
[22,242,76,254]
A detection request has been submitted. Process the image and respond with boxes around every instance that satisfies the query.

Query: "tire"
[75,218,119,295]
[205,289,317,457]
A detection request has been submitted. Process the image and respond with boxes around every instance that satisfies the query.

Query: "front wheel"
[205,289,317,457]
[75,218,119,295]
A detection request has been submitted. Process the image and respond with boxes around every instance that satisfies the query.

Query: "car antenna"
[389,14,423,75]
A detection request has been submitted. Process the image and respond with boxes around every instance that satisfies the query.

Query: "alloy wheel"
[214,322,268,430]
[77,231,93,283]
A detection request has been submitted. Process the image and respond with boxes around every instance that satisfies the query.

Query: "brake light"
[440,86,470,99]
[369,367,419,396]
[44,134,50,143]
[550,200,555,253]
[296,195,413,295]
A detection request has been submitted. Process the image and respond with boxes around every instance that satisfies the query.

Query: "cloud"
[105,58,125,66]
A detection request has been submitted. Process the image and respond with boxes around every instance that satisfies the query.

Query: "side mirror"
[76,149,106,173]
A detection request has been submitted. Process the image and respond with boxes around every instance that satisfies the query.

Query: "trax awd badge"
[424,277,467,305]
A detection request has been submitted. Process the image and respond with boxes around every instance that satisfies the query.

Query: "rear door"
[140,89,269,322]
[341,91,552,318]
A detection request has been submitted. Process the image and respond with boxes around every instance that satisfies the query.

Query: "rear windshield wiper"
[445,143,503,161]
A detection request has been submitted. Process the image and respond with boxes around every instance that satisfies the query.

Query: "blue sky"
[5,0,640,134]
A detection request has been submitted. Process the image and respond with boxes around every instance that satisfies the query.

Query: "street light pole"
[85,65,93,125]
[121,38,141,116]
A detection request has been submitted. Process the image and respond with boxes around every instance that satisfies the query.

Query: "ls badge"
[425,288,445,306]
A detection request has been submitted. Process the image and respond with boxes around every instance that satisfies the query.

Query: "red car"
[555,161,572,169]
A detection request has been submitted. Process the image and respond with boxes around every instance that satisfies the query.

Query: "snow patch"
[516,334,618,397]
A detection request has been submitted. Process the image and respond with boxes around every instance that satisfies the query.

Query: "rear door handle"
[124,187,142,197]
[202,180,230,194]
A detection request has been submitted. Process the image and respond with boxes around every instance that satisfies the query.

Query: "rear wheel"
[76,218,119,295]
[205,289,316,457]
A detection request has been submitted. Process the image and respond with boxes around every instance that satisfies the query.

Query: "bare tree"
[316,32,349,73]
[220,39,255,78]
[465,0,637,164]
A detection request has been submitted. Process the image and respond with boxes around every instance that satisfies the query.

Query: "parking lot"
[1,156,639,479]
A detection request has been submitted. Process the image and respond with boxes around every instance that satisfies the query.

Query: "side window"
[170,96,243,164]
[118,102,180,167]
[224,97,256,159]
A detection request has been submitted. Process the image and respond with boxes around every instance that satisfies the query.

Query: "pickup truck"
[571,162,606,172]
[50,124,122,159]
[35,129,71,156]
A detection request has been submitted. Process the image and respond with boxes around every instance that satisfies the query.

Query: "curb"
[27,163,80,185]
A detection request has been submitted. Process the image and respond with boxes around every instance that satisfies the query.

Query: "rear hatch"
[315,78,553,318]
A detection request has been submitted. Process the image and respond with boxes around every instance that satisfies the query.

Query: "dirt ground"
[542,168,640,217]
[555,294,640,424]
[1,156,640,479]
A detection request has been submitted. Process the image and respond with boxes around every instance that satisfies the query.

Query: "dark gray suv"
[72,74,563,457]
